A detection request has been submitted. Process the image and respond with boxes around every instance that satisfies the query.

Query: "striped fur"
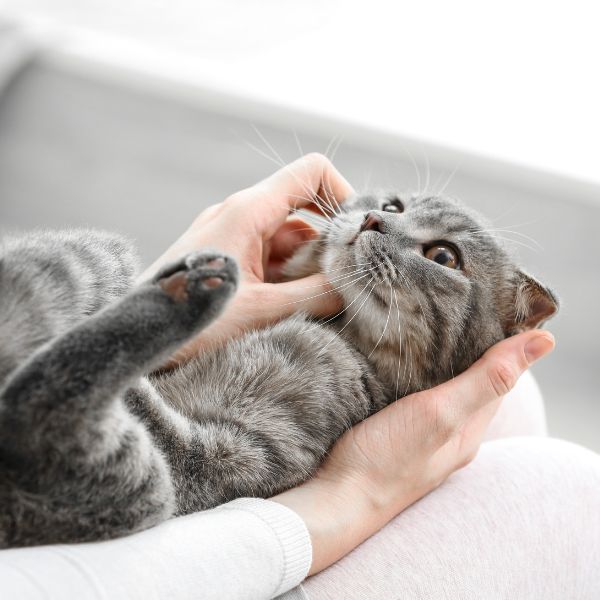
[0,194,558,547]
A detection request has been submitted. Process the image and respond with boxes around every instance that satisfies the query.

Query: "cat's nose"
[360,212,384,233]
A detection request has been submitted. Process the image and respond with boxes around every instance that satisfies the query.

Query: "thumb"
[273,273,344,318]
[442,330,555,418]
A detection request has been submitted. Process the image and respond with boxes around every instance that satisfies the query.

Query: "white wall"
[0,60,598,451]
[2,0,600,186]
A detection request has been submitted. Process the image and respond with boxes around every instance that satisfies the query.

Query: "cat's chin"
[351,235,380,269]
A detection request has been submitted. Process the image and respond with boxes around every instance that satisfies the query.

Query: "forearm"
[0,499,311,600]
[272,474,421,576]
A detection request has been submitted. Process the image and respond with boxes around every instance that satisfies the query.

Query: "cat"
[0,193,558,548]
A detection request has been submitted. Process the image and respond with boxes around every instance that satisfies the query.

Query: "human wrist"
[271,471,408,575]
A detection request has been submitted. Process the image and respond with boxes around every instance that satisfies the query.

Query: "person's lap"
[301,373,600,599]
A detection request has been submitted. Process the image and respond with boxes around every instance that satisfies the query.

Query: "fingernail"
[524,332,555,364]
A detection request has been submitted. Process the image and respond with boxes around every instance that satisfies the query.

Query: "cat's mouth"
[347,232,359,246]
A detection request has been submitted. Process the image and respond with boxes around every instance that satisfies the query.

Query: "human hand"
[272,329,555,575]
[141,154,353,367]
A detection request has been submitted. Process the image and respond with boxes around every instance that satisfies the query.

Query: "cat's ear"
[505,270,559,335]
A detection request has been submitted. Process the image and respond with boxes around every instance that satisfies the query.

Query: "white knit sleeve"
[0,498,312,600]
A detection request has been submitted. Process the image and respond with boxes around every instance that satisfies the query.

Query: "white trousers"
[302,372,600,599]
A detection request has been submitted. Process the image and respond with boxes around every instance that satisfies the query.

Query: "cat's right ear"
[505,270,559,335]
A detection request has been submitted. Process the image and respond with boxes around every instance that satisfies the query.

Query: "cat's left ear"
[505,270,559,334]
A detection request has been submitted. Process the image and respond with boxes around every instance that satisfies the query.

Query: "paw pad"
[158,271,189,302]
[202,276,224,289]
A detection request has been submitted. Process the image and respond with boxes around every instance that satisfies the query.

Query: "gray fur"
[0,193,558,548]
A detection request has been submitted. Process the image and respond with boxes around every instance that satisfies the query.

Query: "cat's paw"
[154,251,238,310]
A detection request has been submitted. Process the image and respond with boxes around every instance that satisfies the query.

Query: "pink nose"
[360,212,383,233]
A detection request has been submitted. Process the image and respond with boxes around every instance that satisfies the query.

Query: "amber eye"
[382,199,404,213]
[424,245,460,269]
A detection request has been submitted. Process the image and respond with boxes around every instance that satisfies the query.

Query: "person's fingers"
[433,330,555,423]
[264,261,286,283]
[268,274,344,319]
[228,154,354,237]
[263,220,320,282]
[426,332,552,473]
[269,219,319,260]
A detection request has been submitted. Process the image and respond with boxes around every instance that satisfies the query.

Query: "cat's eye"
[424,244,460,269]
[382,199,404,213]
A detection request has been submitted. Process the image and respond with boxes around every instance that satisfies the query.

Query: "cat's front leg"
[151,251,239,336]
[0,250,238,448]
[0,251,238,546]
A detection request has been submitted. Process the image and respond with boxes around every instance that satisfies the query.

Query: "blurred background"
[0,1,598,450]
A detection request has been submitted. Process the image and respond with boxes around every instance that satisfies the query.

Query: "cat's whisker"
[483,228,543,250]
[436,160,462,197]
[392,290,402,400]
[251,124,287,169]
[323,135,339,161]
[327,136,344,164]
[300,269,381,336]
[492,215,543,230]
[398,145,422,196]
[290,214,332,233]
[465,226,540,250]
[295,268,370,289]
[495,237,540,253]
[290,206,334,229]
[316,278,376,357]
[282,272,371,306]
[422,147,431,197]
[301,274,379,335]
[290,190,337,223]
[319,135,347,218]
[293,199,335,225]
[394,267,428,326]
[403,339,414,398]
[368,283,394,359]
[245,135,337,222]
[360,166,375,197]
[467,224,542,243]
[243,138,285,170]
[293,129,305,162]
[321,168,344,217]
[292,133,340,221]
[278,227,324,235]
[320,270,374,295]
[321,271,372,293]
[489,204,519,224]
[431,168,447,197]
[289,194,336,224]
[244,130,339,223]
[290,207,331,223]
[320,179,340,219]
[467,230,540,253]
[317,177,342,219]
[322,262,371,273]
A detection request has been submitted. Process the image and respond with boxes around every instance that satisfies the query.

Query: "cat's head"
[285,193,558,396]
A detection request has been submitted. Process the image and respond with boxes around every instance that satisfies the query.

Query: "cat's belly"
[152,315,385,510]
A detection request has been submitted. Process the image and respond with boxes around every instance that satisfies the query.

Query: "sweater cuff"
[223,498,312,596]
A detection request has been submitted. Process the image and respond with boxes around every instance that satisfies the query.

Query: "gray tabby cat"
[0,193,558,548]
